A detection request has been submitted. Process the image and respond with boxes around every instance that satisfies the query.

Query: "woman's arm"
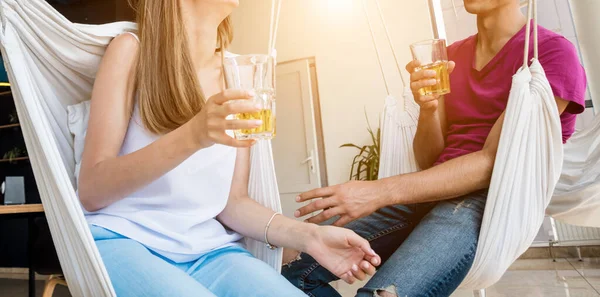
[216,148,315,252]
[79,34,260,211]
[218,149,381,283]
[79,34,198,211]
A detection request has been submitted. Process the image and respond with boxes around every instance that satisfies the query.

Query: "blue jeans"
[282,190,487,297]
[90,225,305,297]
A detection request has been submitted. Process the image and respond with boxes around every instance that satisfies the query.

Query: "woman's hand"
[406,60,455,113]
[306,225,381,284]
[187,89,263,149]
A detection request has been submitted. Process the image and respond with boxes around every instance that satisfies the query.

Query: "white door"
[273,59,322,219]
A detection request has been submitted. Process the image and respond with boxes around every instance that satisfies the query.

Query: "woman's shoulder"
[107,32,140,57]
[118,32,140,43]
[99,33,140,77]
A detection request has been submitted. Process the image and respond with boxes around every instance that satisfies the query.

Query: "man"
[282,0,587,296]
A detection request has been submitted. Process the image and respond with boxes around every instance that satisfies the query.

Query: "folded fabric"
[67,100,90,187]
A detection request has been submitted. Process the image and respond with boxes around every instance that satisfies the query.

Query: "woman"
[78,0,380,296]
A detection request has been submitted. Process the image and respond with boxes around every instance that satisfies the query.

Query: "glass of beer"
[410,39,451,96]
[223,54,276,140]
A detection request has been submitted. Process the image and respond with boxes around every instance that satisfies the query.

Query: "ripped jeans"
[282,190,487,297]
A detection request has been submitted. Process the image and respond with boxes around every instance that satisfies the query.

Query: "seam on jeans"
[299,262,322,290]
[424,242,477,297]
[364,221,410,242]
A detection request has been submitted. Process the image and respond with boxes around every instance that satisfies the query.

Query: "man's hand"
[406,60,455,112]
[294,180,386,227]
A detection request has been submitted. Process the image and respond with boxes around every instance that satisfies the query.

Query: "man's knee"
[446,193,485,212]
[376,286,398,297]
[358,285,398,297]
[430,193,487,231]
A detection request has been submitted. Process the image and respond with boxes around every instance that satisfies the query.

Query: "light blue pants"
[91,225,306,297]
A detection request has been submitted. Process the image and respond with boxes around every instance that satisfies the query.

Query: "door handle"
[302,150,316,174]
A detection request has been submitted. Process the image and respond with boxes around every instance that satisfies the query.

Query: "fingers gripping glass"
[223,55,276,140]
[410,39,451,96]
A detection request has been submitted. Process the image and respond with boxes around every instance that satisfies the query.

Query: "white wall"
[231,0,433,185]
[570,0,600,113]
[439,0,477,44]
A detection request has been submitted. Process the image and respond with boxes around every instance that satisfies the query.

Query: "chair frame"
[42,274,67,297]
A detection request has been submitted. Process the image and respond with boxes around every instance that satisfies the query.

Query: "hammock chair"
[360,0,421,180]
[368,0,600,290]
[0,0,284,296]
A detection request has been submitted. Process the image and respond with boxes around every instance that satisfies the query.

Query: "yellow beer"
[415,60,451,96]
[236,109,275,137]
[234,89,276,140]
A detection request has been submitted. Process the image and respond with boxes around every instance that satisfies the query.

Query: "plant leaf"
[349,154,361,180]
[369,159,377,180]
[375,128,381,155]
[368,127,378,152]
[342,108,384,181]
[340,143,362,150]
[355,161,363,181]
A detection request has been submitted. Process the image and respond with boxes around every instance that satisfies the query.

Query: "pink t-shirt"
[435,24,587,165]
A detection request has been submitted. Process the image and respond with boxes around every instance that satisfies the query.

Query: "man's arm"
[413,97,447,169]
[384,97,569,204]
[384,112,504,204]
[407,60,453,169]
[296,97,569,226]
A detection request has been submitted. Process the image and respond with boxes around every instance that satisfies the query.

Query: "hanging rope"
[373,0,407,89]
[268,0,282,56]
[361,0,391,96]
[522,0,539,67]
[451,0,459,20]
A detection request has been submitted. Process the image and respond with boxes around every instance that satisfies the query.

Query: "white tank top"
[84,33,242,262]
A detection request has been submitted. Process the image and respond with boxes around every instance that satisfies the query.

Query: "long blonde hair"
[129,0,233,134]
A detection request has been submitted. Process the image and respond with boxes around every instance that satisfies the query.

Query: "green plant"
[340,112,381,181]
[3,147,27,163]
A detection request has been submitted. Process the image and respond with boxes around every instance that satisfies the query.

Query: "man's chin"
[463,0,490,14]
[463,4,482,14]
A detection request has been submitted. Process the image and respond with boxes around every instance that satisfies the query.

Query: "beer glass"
[223,54,276,140]
[410,39,451,96]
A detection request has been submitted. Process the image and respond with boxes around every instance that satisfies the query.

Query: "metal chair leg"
[472,289,486,297]
[577,246,583,262]
[549,241,556,262]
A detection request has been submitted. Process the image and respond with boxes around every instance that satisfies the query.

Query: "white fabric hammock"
[360,0,421,180]
[0,0,283,296]
[366,0,600,290]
